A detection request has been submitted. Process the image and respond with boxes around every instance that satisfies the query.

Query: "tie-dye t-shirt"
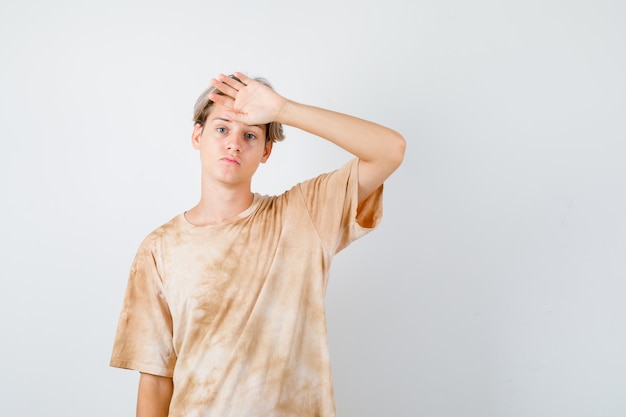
[110,158,383,417]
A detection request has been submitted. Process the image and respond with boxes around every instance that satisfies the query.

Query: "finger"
[218,73,248,93]
[210,76,238,98]
[208,91,235,108]
[232,72,252,85]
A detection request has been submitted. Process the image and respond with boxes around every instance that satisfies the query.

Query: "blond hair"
[192,74,285,143]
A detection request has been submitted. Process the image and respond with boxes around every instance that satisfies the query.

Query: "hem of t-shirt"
[355,184,384,230]
[352,159,384,230]
[109,359,174,378]
[325,158,383,255]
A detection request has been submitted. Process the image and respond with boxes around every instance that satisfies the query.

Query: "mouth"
[221,156,241,165]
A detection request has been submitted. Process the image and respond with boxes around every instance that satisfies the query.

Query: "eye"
[245,133,257,140]
[216,127,227,133]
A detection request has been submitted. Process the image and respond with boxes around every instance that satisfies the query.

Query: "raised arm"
[209,72,406,202]
[277,100,405,202]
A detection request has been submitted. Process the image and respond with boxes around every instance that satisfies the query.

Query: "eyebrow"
[211,116,264,131]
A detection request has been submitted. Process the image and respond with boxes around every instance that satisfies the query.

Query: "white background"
[1,0,625,416]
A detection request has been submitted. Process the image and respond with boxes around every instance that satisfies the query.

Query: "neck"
[185,181,254,226]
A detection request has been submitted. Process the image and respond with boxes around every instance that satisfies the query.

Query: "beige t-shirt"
[110,158,383,417]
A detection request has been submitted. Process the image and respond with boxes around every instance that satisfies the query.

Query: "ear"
[191,123,203,150]
[261,140,273,163]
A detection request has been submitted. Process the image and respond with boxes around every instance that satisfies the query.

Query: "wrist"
[275,98,297,125]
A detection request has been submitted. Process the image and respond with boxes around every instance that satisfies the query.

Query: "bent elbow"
[389,131,406,169]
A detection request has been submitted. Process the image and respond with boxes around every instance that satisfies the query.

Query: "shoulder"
[298,158,357,188]
[136,215,184,251]
[287,158,358,201]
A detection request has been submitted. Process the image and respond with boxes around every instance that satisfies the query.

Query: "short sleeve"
[296,158,383,254]
[109,236,176,377]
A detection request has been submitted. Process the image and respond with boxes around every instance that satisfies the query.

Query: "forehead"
[207,103,265,132]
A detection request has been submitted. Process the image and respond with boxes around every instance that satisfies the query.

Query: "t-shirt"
[110,158,383,417]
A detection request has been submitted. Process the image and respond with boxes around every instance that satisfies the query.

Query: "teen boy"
[111,72,406,417]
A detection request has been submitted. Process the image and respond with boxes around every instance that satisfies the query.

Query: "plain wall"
[1,0,625,416]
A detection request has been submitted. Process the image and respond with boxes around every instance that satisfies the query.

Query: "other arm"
[137,372,173,417]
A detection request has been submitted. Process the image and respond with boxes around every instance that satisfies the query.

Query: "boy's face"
[192,103,272,188]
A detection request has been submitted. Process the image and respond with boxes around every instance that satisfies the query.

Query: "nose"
[225,132,243,152]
